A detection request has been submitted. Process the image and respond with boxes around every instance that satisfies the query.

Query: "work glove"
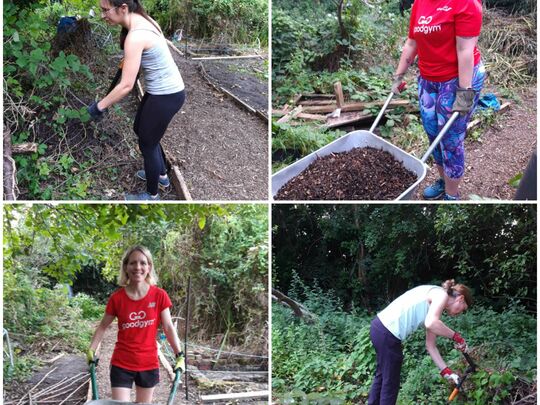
[86,348,97,365]
[174,351,186,373]
[452,88,475,115]
[452,332,468,353]
[391,74,407,94]
[87,101,107,121]
[440,367,460,385]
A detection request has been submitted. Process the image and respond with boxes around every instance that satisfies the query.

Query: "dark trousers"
[368,316,403,405]
[133,90,185,194]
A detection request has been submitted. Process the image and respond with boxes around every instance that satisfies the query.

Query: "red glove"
[452,332,468,352]
[440,367,460,385]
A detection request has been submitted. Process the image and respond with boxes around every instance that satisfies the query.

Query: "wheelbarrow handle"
[167,369,182,405]
[420,111,460,163]
[369,92,395,133]
[90,362,99,400]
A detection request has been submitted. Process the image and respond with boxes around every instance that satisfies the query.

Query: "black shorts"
[110,365,160,388]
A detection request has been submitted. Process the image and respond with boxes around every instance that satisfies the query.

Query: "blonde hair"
[442,279,472,306]
[118,245,158,286]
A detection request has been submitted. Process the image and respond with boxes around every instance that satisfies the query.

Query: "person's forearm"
[89,324,108,352]
[457,48,474,88]
[395,39,418,76]
[164,324,182,355]
[425,318,455,339]
[97,82,133,111]
[426,344,447,370]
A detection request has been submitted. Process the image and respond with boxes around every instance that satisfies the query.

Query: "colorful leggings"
[418,62,486,179]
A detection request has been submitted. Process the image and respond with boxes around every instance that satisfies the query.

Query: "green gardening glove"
[174,351,186,373]
[87,348,96,365]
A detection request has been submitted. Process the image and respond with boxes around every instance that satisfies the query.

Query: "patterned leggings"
[418,62,486,179]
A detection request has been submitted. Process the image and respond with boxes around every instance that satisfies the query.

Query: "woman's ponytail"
[442,279,473,306]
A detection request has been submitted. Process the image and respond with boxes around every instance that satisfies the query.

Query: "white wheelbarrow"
[272,92,459,200]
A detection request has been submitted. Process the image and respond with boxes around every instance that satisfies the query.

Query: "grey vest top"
[132,28,184,95]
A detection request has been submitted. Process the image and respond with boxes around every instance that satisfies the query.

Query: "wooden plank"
[297,113,327,121]
[302,93,336,99]
[299,99,336,106]
[277,106,303,123]
[167,39,185,56]
[170,165,192,201]
[219,86,257,113]
[192,54,263,61]
[303,99,411,114]
[467,101,511,131]
[292,94,303,105]
[325,111,372,128]
[334,82,345,108]
[200,391,269,402]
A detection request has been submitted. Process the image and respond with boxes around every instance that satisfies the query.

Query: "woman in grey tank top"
[368,279,472,405]
[87,0,185,200]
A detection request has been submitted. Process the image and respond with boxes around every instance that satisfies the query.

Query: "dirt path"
[417,87,536,200]
[160,47,268,200]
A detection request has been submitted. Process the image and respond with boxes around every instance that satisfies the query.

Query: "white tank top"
[377,285,443,341]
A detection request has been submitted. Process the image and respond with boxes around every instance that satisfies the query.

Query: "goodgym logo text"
[122,310,155,330]
[414,16,441,34]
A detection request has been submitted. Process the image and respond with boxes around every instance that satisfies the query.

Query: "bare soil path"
[160,48,268,200]
[416,87,537,200]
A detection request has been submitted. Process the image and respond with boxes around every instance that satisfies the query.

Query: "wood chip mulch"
[275,147,417,200]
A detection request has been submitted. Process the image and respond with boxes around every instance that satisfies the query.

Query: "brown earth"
[415,87,537,200]
[275,147,417,200]
[159,49,268,200]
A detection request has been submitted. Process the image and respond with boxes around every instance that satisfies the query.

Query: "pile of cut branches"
[481,9,536,88]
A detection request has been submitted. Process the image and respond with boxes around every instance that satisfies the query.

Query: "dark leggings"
[368,316,404,405]
[133,90,185,195]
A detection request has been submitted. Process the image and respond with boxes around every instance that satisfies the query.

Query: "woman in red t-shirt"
[392,0,486,200]
[87,246,185,402]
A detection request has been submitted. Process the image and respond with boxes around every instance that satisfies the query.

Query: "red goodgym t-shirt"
[408,0,482,82]
[106,285,172,371]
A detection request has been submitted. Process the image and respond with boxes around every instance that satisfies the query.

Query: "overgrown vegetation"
[4,0,268,199]
[3,204,268,383]
[271,0,537,171]
[273,282,536,404]
[272,205,537,404]
[145,0,268,45]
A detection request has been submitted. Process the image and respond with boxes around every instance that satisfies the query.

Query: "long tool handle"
[448,387,459,401]
[369,92,395,133]
[167,369,182,405]
[421,111,460,163]
[90,362,99,400]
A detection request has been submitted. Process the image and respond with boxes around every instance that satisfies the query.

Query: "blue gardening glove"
[452,88,475,115]
[87,101,107,121]
[174,351,186,373]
